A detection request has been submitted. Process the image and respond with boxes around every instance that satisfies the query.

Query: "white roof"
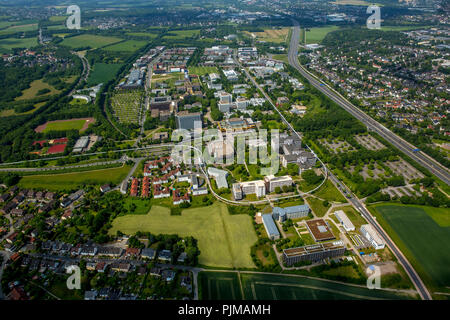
[334,210,355,230]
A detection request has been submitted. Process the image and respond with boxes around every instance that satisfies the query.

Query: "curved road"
[288,21,449,186]
[288,20,432,300]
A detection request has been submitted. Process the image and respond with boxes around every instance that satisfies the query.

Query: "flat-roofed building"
[360,224,385,250]
[282,241,346,266]
[264,175,293,193]
[334,210,355,232]
[240,180,266,198]
[272,204,310,222]
[207,167,229,189]
[306,219,335,242]
[175,111,202,130]
[207,140,234,162]
[232,183,243,200]
[262,214,280,240]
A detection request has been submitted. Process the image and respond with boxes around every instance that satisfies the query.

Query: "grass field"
[188,66,218,76]
[0,37,37,53]
[0,23,38,35]
[246,28,290,44]
[199,271,415,300]
[163,29,200,39]
[103,40,147,52]
[15,79,59,101]
[303,26,340,44]
[306,196,330,217]
[109,202,257,268]
[313,179,347,203]
[43,119,89,132]
[18,164,132,191]
[370,204,450,291]
[126,32,158,38]
[87,63,123,86]
[61,34,123,49]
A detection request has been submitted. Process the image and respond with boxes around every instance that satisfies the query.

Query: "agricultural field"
[0,23,38,35]
[15,79,60,101]
[61,34,123,49]
[199,271,415,300]
[104,40,148,52]
[126,32,158,38]
[109,202,258,268]
[87,63,123,86]
[188,66,218,76]
[0,37,37,53]
[34,118,95,133]
[245,28,290,43]
[303,26,340,44]
[17,164,132,191]
[370,204,450,292]
[110,90,143,124]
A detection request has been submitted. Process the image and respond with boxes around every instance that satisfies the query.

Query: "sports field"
[35,118,95,133]
[87,63,123,86]
[18,164,132,191]
[61,34,123,49]
[104,40,147,52]
[199,271,416,300]
[109,202,257,268]
[370,204,450,290]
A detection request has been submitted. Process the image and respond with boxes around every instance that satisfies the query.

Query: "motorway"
[287,21,432,300]
[288,21,450,186]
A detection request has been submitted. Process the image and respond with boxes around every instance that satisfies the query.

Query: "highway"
[288,21,450,186]
[288,20,432,300]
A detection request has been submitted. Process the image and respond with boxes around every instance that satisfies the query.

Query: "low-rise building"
[282,241,346,266]
[334,210,355,232]
[262,214,280,240]
[360,224,385,250]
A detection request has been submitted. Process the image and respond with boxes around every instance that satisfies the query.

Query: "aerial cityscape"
[0,0,448,307]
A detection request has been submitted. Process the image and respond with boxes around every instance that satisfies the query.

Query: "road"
[288,20,449,186]
[69,52,90,97]
[288,20,432,300]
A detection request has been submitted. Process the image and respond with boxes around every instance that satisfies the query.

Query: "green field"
[104,40,147,52]
[164,29,200,39]
[0,23,38,35]
[61,34,123,49]
[42,119,92,133]
[109,202,257,268]
[18,165,132,191]
[188,66,218,76]
[370,204,450,291]
[15,79,60,101]
[306,196,330,217]
[331,205,367,229]
[87,63,123,86]
[126,32,158,38]
[199,271,415,300]
[313,179,347,203]
[0,37,37,53]
[303,26,340,44]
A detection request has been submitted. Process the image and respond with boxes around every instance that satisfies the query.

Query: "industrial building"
[360,224,385,250]
[272,204,310,222]
[334,210,355,232]
[262,214,280,240]
[282,241,346,266]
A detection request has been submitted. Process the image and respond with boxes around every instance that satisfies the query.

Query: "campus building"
[262,214,280,240]
[264,175,293,193]
[207,167,229,189]
[360,224,385,250]
[334,210,355,232]
[175,111,202,130]
[239,180,266,198]
[282,241,346,266]
[272,204,310,222]
[306,219,335,242]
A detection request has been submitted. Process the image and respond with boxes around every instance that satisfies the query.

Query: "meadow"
[61,34,123,49]
[188,66,218,76]
[15,79,60,101]
[370,204,450,291]
[104,40,148,52]
[303,26,340,44]
[17,164,132,191]
[0,37,37,53]
[87,63,123,86]
[163,29,200,39]
[109,202,257,268]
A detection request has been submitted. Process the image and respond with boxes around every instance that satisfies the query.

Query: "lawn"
[103,40,147,52]
[164,29,200,39]
[18,164,132,191]
[200,272,415,300]
[61,34,123,49]
[306,197,330,217]
[87,63,123,86]
[303,26,340,44]
[246,28,290,43]
[109,202,257,268]
[122,198,152,215]
[313,179,347,203]
[0,37,37,53]
[41,118,93,133]
[370,204,450,291]
[188,66,218,76]
[15,79,60,101]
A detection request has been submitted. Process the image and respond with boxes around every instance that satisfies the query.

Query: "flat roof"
[283,241,345,258]
[334,210,355,230]
[306,219,335,242]
[262,214,280,237]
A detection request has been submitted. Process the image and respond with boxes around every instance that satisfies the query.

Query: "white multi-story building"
[360,224,385,250]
